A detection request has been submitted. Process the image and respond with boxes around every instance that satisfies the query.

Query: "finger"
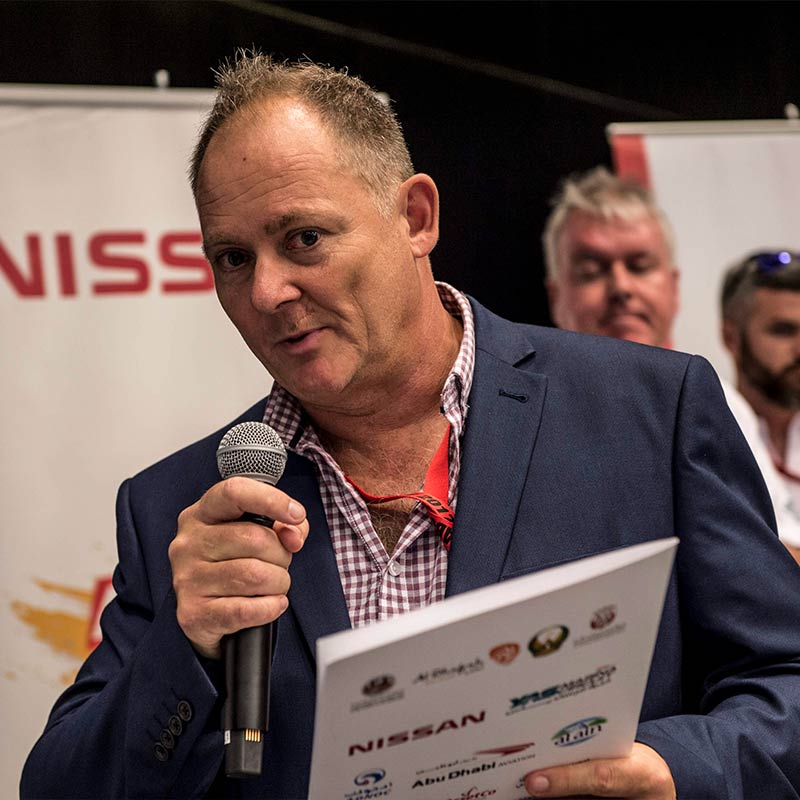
[274,518,309,553]
[200,519,295,565]
[526,758,634,797]
[169,518,294,573]
[177,592,290,644]
[181,556,292,600]
[197,476,307,527]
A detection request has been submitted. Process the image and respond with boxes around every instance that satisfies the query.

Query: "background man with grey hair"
[542,165,679,349]
[721,250,800,563]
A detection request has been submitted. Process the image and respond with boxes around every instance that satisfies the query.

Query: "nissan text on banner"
[0,84,270,797]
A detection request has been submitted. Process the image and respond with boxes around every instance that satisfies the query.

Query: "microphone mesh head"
[216,421,287,484]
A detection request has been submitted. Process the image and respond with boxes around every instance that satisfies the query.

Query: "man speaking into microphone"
[21,53,800,799]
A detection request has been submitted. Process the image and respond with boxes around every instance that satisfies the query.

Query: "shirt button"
[387,561,402,577]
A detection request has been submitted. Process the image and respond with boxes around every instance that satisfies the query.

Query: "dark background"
[2,0,798,326]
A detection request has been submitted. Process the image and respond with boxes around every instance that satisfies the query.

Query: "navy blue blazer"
[21,299,800,799]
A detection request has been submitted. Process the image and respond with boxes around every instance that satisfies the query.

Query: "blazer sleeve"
[20,478,224,800]
[636,355,800,798]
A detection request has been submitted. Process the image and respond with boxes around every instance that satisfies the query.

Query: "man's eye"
[287,229,321,250]
[572,260,604,282]
[217,250,249,271]
[628,259,657,274]
[767,323,799,337]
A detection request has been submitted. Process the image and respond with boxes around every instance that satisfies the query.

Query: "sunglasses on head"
[746,251,800,273]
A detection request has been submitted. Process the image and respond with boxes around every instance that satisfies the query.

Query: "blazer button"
[177,700,193,722]
[159,728,175,750]
[168,715,183,736]
[153,742,170,762]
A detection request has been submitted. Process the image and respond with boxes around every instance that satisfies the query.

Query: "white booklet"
[308,537,678,800]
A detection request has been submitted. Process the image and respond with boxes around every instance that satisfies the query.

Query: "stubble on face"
[740,331,800,409]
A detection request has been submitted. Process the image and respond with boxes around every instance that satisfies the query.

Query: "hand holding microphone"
[167,422,307,777]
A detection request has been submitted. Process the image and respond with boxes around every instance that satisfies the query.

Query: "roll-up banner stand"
[607,118,800,383]
[0,84,270,794]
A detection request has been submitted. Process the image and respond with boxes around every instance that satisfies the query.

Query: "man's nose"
[250,254,302,312]
[607,260,634,296]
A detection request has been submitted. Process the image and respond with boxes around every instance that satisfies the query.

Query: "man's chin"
[600,321,657,347]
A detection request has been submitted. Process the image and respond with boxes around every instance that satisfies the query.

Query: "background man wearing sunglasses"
[721,251,800,564]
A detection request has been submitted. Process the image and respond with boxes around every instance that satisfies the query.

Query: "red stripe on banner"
[610,134,651,189]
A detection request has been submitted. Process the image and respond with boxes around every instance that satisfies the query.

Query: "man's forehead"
[562,210,667,251]
[753,286,800,316]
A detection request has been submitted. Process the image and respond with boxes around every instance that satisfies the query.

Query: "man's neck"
[307,297,463,467]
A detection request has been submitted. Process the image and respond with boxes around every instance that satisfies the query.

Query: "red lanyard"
[346,423,455,551]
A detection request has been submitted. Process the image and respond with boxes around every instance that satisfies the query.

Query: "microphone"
[216,421,288,778]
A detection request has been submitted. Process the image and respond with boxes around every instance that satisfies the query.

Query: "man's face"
[729,288,800,409]
[547,210,679,348]
[195,98,428,412]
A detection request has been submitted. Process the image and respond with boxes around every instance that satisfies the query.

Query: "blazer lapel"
[280,454,351,659]
[446,302,547,596]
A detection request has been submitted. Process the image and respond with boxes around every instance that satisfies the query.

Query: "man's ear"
[671,267,681,312]
[545,277,561,326]
[722,318,741,357]
[400,174,439,258]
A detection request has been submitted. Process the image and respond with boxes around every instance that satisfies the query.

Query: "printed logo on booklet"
[552,716,608,747]
[528,624,569,657]
[507,665,617,715]
[488,642,519,665]
[574,605,626,647]
[350,674,404,713]
[413,657,484,685]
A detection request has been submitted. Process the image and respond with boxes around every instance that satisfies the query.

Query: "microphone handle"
[223,512,275,778]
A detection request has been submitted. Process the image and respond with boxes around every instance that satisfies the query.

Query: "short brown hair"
[721,250,800,325]
[190,50,415,216]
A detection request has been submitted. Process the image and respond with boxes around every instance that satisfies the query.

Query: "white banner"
[608,119,800,383]
[0,85,270,795]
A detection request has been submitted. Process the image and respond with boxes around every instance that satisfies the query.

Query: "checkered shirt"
[262,283,475,628]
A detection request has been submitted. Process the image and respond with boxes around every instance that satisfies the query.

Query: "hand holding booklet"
[309,537,678,800]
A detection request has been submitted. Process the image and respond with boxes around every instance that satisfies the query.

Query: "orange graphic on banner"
[10,576,113,685]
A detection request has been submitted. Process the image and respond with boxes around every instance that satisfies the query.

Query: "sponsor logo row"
[345,715,608,799]
[351,604,624,715]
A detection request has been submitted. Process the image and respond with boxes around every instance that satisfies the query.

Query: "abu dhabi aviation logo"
[528,625,569,657]
[346,768,392,799]
[412,741,536,785]
[552,716,608,747]
[351,674,403,713]
[508,665,616,715]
